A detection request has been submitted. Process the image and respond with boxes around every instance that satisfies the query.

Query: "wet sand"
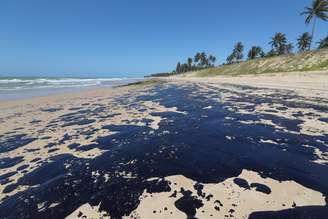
[0,73,328,219]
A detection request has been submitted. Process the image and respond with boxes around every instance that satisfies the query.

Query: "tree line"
[226,32,327,65]
[174,52,217,74]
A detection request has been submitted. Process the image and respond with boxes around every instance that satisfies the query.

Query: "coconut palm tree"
[297,32,312,52]
[176,62,181,73]
[301,0,328,49]
[187,57,193,70]
[233,42,244,62]
[269,33,287,55]
[226,42,244,64]
[226,54,234,64]
[208,55,216,67]
[247,46,265,60]
[199,52,208,67]
[182,63,189,73]
[318,35,328,48]
[194,52,202,65]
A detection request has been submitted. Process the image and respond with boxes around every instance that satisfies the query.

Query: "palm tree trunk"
[310,16,317,50]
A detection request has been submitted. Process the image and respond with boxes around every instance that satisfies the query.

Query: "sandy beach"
[169,70,328,98]
[0,72,328,219]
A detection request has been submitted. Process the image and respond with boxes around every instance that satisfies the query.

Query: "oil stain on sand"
[0,81,328,219]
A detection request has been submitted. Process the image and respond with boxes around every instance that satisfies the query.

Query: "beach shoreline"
[0,77,143,102]
[2,70,327,106]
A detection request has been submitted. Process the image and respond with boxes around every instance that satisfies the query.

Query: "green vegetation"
[147,72,179,77]
[227,42,244,64]
[318,35,328,48]
[268,33,293,56]
[247,46,265,60]
[194,49,328,77]
[174,52,217,74]
[297,32,312,52]
[121,79,161,87]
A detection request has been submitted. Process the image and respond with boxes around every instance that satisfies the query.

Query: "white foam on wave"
[0,77,139,91]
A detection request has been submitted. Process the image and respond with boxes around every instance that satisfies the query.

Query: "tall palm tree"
[318,35,328,48]
[233,42,244,61]
[194,52,202,67]
[226,54,234,64]
[269,33,287,55]
[200,52,208,67]
[226,42,244,64]
[297,32,312,52]
[301,0,328,49]
[187,57,193,70]
[176,62,181,73]
[208,55,216,67]
[182,63,188,73]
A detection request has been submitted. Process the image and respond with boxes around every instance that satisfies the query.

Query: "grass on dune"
[193,49,328,77]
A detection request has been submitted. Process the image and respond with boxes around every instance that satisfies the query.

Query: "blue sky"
[0,0,327,77]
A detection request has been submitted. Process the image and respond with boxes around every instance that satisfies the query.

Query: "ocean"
[0,77,142,101]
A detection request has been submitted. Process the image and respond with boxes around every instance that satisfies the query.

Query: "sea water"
[0,77,142,101]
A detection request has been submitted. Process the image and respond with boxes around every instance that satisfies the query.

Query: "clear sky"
[0,0,327,77]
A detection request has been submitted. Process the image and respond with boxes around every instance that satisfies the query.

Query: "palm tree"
[297,32,312,52]
[301,0,328,49]
[226,54,234,64]
[182,63,188,73]
[208,55,216,67]
[200,52,208,67]
[269,33,287,55]
[247,46,265,60]
[187,57,193,70]
[226,42,244,64]
[233,42,244,62]
[318,35,328,48]
[176,62,181,73]
[194,52,202,67]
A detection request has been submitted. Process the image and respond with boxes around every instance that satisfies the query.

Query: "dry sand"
[126,170,325,219]
[169,71,328,98]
